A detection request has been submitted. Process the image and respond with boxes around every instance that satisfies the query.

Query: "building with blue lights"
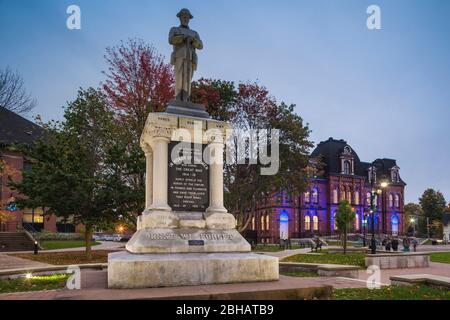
[250,138,406,243]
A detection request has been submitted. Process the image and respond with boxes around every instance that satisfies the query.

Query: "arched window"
[304,215,311,231]
[265,214,270,230]
[366,192,371,206]
[341,187,346,201]
[332,188,338,203]
[252,216,255,230]
[312,188,319,203]
[261,215,265,231]
[343,160,351,175]
[332,212,337,231]
[304,190,310,203]
[389,194,394,207]
[347,189,352,204]
[355,213,360,231]
[354,191,360,205]
[313,215,319,231]
[394,194,400,208]
[391,215,399,235]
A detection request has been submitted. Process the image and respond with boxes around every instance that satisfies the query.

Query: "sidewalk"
[0,253,51,271]
[0,271,368,300]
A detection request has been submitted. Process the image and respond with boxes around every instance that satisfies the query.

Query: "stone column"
[149,136,171,212]
[205,131,236,229]
[142,143,153,209]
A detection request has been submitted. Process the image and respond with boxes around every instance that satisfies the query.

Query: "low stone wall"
[279,262,359,278]
[365,252,429,269]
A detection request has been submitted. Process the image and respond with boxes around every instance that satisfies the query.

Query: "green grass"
[280,271,318,278]
[0,274,70,294]
[430,252,450,264]
[282,251,366,267]
[332,285,450,300]
[41,240,100,250]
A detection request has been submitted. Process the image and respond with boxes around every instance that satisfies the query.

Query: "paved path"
[0,253,51,271]
[0,272,368,300]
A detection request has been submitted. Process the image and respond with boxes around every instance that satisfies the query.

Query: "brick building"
[0,107,67,232]
[251,138,406,243]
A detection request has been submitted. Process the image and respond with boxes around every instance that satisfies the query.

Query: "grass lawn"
[430,252,450,264]
[9,250,114,265]
[40,240,101,250]
[332,285,450,300]
[280,271,318,278]
[282,251,366,267]
[0,274,70,294]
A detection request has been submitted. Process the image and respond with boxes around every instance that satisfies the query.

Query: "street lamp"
[410,217,416,237]
[362,213,368,247]
[369,178,388,254]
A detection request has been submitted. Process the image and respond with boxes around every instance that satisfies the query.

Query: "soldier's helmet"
[177,8,193,19]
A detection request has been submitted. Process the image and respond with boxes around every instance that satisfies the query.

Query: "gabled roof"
[0,107,44,147]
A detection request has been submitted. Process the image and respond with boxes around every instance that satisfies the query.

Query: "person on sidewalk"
[403,237,410,252]
[412,238,418,252]
[391,237,399,251]
[385,237,391,251]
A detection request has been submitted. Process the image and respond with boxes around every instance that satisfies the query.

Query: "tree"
[419,189,447,237]
[335,200,355,254]
[102,38,174,133]
[191,78,236,121]
[218,81,313,232]
[102,39,175,216]
[404,203,423,236]
[0,67,36,115]
[11,88,137,258]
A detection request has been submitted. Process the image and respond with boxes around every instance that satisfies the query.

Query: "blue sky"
[1,0,449,204]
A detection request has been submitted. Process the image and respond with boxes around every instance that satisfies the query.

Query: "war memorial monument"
[107,9,279,288]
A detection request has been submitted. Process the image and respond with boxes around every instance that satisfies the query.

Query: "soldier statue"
[169,8,203,102]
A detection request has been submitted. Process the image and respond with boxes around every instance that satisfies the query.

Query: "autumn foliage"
[102,38,175,133]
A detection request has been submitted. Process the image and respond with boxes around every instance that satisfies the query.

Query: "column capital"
[141,142,153,155]
[145,126,173,140]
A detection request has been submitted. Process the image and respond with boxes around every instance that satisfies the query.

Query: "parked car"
[113,234,131,242]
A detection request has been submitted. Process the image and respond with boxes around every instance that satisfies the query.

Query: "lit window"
[261,216,265,231]
[355,213,360,230]
[366,192,371,206]
[354,191,360,205]
[341,187,346,201]
[332,212,337,231]
[304,190,310,203]
[312,188,319,203]
[332,188,338,203]
[252,216,255,230]
[394,194,400,208]
[313,215,319,231]
[265,215,270,230]
[347,190,352,204]
[304,215,311,231]
[389,194,394,207]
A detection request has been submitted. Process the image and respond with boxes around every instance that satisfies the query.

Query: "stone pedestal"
[108,111,278,288]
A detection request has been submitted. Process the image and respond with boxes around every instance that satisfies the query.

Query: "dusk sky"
[1,0,449,204]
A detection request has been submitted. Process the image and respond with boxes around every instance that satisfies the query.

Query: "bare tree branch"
[0,67,36,115]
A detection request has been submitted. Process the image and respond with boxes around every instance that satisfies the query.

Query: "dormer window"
[368,166,377,183]
[390,166,400,183]
[343,160,351,175]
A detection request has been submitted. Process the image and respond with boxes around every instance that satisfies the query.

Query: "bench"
[390,274,450,289]
[279,262,360,278]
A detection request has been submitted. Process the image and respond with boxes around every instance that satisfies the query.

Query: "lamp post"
[410,217,416,237]
[362,213,368,247]
[370,180,388,254]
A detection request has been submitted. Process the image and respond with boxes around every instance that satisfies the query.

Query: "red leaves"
[102,38,174,132]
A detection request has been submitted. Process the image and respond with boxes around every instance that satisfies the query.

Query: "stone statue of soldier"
[169,8,203,102]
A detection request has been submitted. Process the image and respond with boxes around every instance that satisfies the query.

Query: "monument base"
[108,251,279,288]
